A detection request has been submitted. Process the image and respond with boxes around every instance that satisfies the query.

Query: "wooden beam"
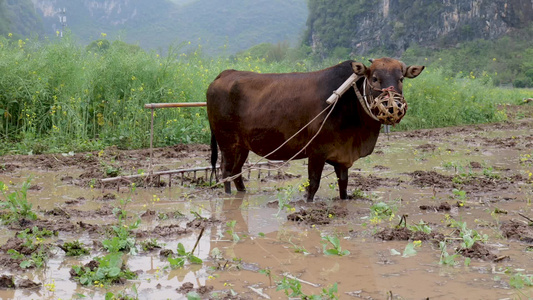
[144,102,206,109]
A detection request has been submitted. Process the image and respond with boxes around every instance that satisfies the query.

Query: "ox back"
[206,60,382,201]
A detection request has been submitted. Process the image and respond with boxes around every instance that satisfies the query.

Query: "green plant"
[368,200,398,224]
[0,178,37,224]
[452,188,467,206]
[482,167,500,179]
[321,235,350,256]
[276,184,297,215]
[102,200,140,254]
[6,226,57,269]
[438,241,459,266]
[288,238,309,255]
[8,246,49,269]
[509,272,533,289]
[139,238,162,252]
[226,220,240,243]
[167,242,203,269]
[71,252,138,286]
[276,276,304,298]
[276,276,339,299]
[259,268,273,286]
[448,219,488,249]
[407,220,432,234]
[105,284,138,300]
[59,240,90,256]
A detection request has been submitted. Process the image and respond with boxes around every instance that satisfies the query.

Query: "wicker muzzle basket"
[370,90,408,125]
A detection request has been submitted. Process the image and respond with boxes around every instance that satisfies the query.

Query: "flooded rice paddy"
[0,116,532,299]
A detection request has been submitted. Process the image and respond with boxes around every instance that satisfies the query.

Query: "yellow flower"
[101,33,107,38]
[8,33,12,37]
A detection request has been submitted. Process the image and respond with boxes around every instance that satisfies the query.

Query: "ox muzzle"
[361,82,407,126]
[369,88,407,125]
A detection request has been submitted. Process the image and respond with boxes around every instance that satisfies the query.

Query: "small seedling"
[71,252,137,286]
[226,220,240,243]
[321,235,350,256]
[439,241,458,266]
[59,240,90,256]
[0,178,37,224]
[168,242,203,269]
[288,237,309,255]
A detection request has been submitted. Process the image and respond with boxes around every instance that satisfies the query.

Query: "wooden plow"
[100,102,288,189]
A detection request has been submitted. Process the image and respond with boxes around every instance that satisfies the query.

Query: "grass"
[0,34,530,155]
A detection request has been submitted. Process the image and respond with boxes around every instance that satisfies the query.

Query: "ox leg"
[333,164,349,200]
[232,149,249,192]
[306,156,326,202]
[220,154,232,194]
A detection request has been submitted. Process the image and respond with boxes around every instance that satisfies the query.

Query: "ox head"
[351,58,424,125]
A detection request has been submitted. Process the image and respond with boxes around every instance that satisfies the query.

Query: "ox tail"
[209,131,218,185]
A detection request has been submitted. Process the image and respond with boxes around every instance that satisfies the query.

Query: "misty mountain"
[31,0,308,53]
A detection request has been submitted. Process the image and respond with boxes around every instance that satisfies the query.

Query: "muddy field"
[0,112,532,299]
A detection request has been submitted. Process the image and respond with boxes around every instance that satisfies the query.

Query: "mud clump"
[419,202,451,212]
[186,216,220,229]
[0,237,33,255]
[136,224,189,238]
[409,171,453,189]
[374,227,444,242]
[500,220,533,243]
[287,202,348,225]
[0,275,14,288]
[458,242,497,261]
[176,282,214,296]
[16,278,40,289]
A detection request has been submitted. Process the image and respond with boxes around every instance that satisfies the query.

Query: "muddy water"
[0,119,532,299]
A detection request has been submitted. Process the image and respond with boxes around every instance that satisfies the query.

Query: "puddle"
[0,118,532,299]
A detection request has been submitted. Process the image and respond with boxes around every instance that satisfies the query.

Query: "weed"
[407,220,432,234]
[391,240,422,258]
[71,252,137,286]
[276,276,304,298]
[288,238,309,255]
[452,188,467,206]
[226,220,240,243]
[368,200,398,224]
[321,235,350,256]
[259,268,273,286]
[167,242,203,269]
[139,238,163,252]
[276,276,339,299]
[438,241,459,266]
[0,178,37,224]
[105,284,138,300]
[482,166,500,179]
[509,272,533,289]
[447,219,488,249]
[276,184,297,215]
[59,240,90,256]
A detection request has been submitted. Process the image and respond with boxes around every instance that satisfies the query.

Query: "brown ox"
[207,58,424,202]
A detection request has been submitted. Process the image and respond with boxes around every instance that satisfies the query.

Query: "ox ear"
[351,62,367,76]
[405,65,425,78]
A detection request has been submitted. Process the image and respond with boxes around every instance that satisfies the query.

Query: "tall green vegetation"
[0,34,306,154]
[401,25,533,88]
[0,34,529,155]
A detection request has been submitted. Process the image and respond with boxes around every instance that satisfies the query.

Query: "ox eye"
[399,77,404,83]
[372,76,378,83]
